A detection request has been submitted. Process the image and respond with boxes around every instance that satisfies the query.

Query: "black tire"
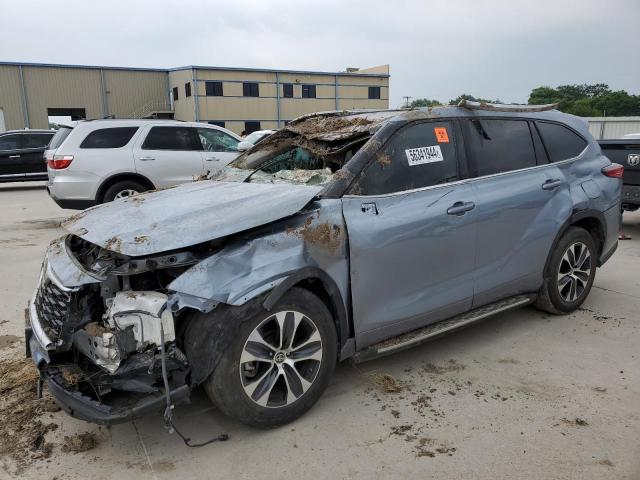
[101,180,146,203]
[535,226,597,314]
[204,287,338,428]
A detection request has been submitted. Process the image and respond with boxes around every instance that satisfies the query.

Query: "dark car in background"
[0,130,54,182]
[599,139,640,212]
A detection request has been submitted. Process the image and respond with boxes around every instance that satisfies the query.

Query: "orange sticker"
[434,127,449,143]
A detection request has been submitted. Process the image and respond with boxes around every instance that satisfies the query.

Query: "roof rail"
[458,100,558,113]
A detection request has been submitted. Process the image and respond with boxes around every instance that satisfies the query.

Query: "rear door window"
[22,133,54,149]
[197,128,238,152]
[536,121,587,162]
[80,127,138,149]
[142,126,202,151]
[351,121,459,195]
[463,119,537,176]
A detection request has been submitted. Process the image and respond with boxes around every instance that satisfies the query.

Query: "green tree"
[528,83,640,116]
[408,98,442,108]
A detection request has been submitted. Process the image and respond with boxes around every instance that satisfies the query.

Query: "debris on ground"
[389,424,413,436]
[61,432,98,453]
[0,357,58,474]
[371,373,406,393]
[414,437,456,458]
[561,417,589,427]
[423,359,466,374]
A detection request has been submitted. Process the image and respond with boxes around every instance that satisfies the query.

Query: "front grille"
[34,276,72,341]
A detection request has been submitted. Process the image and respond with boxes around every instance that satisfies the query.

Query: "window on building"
[80,127,138,149]
[368,86,381,99]
[244,121,261,135]
[205,81,223,96]
[283,83,294,98]
[172,87,179,101]
[351,121,459,196]
[301,84,316,98]
[142,126,201,151]
[185,82,192,98]
[243,82,260,97]
[197,128,239,152]
[536,121,587,162]
[208,121,225,128]
[463,119,537,177]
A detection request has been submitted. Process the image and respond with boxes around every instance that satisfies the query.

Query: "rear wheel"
[204,288,337,428]
[535,226,597,314]
[101,180,146,203]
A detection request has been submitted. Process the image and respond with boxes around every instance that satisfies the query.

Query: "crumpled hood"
[62,181,322,256]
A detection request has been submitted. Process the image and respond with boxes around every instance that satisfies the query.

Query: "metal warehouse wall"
[586,117,640,139]
[0,65,25,130]
[103,70,168,119]
[0,63,168,130]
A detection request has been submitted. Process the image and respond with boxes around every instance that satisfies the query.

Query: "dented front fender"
[168,199,350,310]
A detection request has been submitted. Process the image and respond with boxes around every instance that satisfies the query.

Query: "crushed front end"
[25,235,197,425]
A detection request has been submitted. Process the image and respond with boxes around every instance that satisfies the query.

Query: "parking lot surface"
[0,182,638,479]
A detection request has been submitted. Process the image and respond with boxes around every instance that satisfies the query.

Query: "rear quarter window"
[536,121,587,162]
[80,127,138,149]
[48,127,73,150]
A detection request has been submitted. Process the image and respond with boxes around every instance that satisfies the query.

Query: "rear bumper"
[47,187,95,210]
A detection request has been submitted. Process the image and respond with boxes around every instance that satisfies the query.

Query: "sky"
[1,0,639,107]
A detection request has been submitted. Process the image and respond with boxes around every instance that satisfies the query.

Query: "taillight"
[602,163,624,178]
[47,155,73,169]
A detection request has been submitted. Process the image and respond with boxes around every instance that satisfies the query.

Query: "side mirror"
[237,141,252,152]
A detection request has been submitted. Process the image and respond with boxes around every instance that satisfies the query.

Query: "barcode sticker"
[405,145,444,166]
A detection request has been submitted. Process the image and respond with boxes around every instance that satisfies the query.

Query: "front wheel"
[204,288,338,428]
[535,226,597,314]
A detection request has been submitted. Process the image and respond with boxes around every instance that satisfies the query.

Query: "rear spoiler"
[458,100,558,113]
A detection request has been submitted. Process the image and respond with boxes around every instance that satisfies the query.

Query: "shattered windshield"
[209,111,401,186]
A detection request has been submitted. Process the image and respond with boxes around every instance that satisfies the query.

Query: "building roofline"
[0,61,390,77]
[169,65,390,77]
[0,61,168,72]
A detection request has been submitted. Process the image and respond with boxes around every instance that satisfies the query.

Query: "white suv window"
[197,128,239,152]
[142,126,201,151]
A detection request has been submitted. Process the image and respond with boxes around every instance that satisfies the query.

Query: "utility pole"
[402,96,412,108]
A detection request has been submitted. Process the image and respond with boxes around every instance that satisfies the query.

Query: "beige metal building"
[0,62,389,134]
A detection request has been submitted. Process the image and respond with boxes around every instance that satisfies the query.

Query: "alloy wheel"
[240,310,323,408]
[114,189,139,199]
[557,241,592,302]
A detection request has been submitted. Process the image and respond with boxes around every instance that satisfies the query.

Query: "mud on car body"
[26,104,622,428]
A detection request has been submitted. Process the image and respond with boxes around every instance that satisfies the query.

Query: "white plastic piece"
[106,291,175,349]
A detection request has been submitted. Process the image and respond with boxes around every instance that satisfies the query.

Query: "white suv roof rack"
[458,100,558,113]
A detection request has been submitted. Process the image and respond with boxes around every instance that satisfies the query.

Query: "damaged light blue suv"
[25,103,622,428]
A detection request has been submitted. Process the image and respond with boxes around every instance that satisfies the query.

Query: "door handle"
[447,201,475,216]
[205,157,220,162]
[542,179,562,190]
[9,155,20,158]
[139,156,155,161]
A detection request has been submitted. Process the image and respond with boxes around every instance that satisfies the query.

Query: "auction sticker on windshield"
[405,145,444,166]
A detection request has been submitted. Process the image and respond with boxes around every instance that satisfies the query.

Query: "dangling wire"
[159,322,229,447]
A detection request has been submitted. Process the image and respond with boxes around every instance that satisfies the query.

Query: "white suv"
[46,119,241,209]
